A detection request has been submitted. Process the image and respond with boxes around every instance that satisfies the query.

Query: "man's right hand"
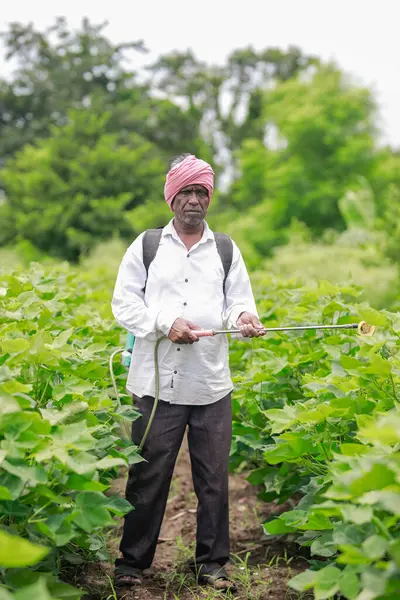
[168,318,201,344]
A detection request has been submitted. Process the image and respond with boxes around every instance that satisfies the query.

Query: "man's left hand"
[236,312,265,337]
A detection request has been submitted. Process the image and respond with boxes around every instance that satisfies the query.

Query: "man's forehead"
[180,184,207,191]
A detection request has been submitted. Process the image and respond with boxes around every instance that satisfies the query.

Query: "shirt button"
[187,253,190,258]
[183,302,187,306]
[177,348,181,351]
[185,278,188,283]
[174,370,177,374]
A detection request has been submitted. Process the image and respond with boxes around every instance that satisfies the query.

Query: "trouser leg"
[187,393,232,568]
[116,395,189,571]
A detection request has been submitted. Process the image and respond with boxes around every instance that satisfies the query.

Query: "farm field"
[1,261,399,599]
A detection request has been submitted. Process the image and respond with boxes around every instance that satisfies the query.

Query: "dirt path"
[80,433,308,599]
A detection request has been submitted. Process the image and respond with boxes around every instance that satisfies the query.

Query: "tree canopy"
[0,18,399,264]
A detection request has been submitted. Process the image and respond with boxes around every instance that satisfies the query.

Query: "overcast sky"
[1,0,399,148]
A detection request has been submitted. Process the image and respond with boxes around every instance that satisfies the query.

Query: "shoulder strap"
[142,228,163,279]
[142,228,233,293]
[214,232,233,293]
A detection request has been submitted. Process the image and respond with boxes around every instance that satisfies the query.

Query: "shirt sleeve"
[222,240,259,330]
[111,234,178,339]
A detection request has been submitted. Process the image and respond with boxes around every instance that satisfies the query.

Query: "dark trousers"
[115,393,232,571]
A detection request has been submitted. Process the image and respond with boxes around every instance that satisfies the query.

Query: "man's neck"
[173,218,204,237]
[173,218,205,250]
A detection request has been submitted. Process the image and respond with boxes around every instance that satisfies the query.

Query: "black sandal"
[114,566,143,588]
[196,563,237,593]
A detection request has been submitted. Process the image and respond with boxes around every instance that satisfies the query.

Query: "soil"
[75,434,310,600]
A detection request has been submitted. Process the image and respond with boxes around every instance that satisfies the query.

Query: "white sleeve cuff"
[156,309,179,336]
[226,306,249,330]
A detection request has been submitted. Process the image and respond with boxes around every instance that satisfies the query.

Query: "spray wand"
[109,320,375,450]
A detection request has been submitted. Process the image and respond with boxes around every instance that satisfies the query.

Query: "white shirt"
[111,219,258,405]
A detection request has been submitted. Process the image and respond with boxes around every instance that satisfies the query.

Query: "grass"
[153,539,310,600]
[78,527,311,600]
[104,574,118,600]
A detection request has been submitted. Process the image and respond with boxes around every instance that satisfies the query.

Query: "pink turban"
[164,155,214,210]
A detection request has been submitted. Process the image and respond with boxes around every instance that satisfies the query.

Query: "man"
[111,153,263,592]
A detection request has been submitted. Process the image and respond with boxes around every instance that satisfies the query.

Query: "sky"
[1,0,399,148]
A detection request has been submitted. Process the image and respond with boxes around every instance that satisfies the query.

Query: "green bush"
[0,262,139,598]
[230,276,400,599]
[264,237,398,310]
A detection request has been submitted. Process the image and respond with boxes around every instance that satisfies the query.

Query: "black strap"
[142,227,233,292]
[142,228,163,278]
[214,232,233,293]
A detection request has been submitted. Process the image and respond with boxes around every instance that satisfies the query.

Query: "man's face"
[171,184,210,227]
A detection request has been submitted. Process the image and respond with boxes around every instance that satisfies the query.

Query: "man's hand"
[236,311,265,338]
[168,318,201,344]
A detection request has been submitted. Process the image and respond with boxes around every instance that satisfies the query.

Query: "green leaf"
[340,504,373,524]
[1,460,47,486]
[0,530,49,567]
[0,485,12,500]
[314,566,341,600]
[263,434,315,464]
[363,354,392,377]
[51,328,74,348]
[66,474,107,492]
[333,524,365,547]
[0,338,30,354]
[263,518,296,535]
[0,394,22,415]
[73,491,114,533]
[340,355,362,372]
[358,414,400,445]
[62,453,98,475]
[95,456,127,470]
[338,567,360,600]
[337,544,370,565]
[288,569,318,591]
[263,406,296,433]
[1,380,32,394]
[340,444,368,456]
[1,410,51,436]
[362,535,387,560]
[310,534,337,557]
[348,464,395,497]
[356,307,388,327]
[114,405,141,421]
[40,402,88,426]
[105,495,133,515]
[359,490,400,514]
[0,472,25,499]
[47,580,84,600]
[360,569,386,597]
[13,579,56,600]
[310,501,341,518]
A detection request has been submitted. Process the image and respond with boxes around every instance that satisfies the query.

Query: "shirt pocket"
[200,261,225,289]
[150,252,185,289]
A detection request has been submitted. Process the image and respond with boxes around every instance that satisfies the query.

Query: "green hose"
[109,348,124,408]
[109,336,166,452]
[138,335,166,451]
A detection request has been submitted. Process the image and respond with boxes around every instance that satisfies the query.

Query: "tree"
[230,66,378,235]
[147,46,319,162]
[0,109,169,260]
[0,18,146,157]
[0,18,208,161]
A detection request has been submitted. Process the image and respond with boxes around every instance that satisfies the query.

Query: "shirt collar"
[163,218,214,243]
